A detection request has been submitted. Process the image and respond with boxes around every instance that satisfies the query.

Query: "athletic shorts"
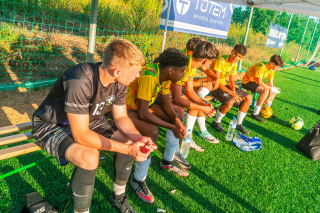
[209,85,250,105]
[242,82,260,93]
[32,114,118,166]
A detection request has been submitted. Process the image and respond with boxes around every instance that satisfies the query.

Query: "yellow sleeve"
[175,69,189,86]
[210,59,223,73]
[160,80,171,95]
[230,63,238,76]
[187,68,197,81]
[254,65,264,79]
[137,75,157,101]
[268,70,274,80]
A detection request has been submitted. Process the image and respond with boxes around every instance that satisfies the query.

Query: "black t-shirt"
[34,62,127,125]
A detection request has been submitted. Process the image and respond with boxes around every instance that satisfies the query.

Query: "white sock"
[185,113,197,132]
[214,110,226,123]
[113,183,126,195]
[253,105,261,115]
[237,110,247,125]
[134,158,151,181]
[266,101,272,107]
[197,87,210,97]
[163,130,179,161]
[197,116,207,132]
[75,210,89,213]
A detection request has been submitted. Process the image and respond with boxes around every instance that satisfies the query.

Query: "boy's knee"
[79,149,100,170]
[226,101,234,109]
[245,95,252,103]
[147,124,159,144]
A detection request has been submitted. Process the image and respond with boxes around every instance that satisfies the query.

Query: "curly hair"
[186,37,202,51]
[192,41,220,61]
[233,44,247,56]
[158,48,189,69]
[270,55,283,67]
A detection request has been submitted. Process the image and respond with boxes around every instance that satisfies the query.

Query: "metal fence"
[0,0,319,91]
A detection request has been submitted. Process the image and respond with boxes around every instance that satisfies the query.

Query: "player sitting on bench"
[169,40,220,169]
[126,48,189,187]
[31,38,157,213]
[242,54,283,122]
[203,44,252,134]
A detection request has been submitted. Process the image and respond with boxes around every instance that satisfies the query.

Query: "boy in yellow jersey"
[242,55,283,122]
[170,41,220,168]
[181,37,202,56]
[125,48,190,203]
[206,44,252,134]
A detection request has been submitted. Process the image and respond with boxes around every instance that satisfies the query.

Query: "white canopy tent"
[219,0,320,17]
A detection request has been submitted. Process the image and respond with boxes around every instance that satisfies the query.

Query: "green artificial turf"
[1,67,320,212]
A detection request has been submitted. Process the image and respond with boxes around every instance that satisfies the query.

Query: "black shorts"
[210,85,250,105]
[242,82,260,93]
[32,114,118,166]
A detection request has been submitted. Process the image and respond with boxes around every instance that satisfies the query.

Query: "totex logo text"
[176,0,191,15]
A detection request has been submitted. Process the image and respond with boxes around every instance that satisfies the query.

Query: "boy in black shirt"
[32,38,157,213]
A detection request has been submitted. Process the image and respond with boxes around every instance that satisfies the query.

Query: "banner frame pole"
[305,18,319,60]
[280,13,293,57]
[238,6,253,71]
[86,0,99,62]
[295,16,310,64]
[161,0,172,53]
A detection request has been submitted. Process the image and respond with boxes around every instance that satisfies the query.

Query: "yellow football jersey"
[126,64,171,111]
[242,62,274,84]
[210,55,238,85]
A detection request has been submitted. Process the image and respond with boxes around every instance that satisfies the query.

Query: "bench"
[0,122,42,161]
[0,122,50,179]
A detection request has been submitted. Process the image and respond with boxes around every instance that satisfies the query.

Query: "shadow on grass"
[3,149,118,212]
[191,165,262,213]
[243,118,304,155]
[281,71,320,84]
[156,128,261,212]
[280,76,320,88]
[275,97,318,114]
[152,153,225,212]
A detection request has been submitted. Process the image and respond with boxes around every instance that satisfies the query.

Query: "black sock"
[71,166,97,212]
[162,159,171,165]
[113,153,133,186]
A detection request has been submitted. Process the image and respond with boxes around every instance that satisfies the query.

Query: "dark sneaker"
[174,150,191,169]
[160,161,189,177]
[198,130,219,144]
[130,178,154,203]
[271,114,277,118]
[190,139,205,152]
[251,114,266,123]
[317,110,320,115]
[212,121,225,133]
[109,192,135,213]
[236,124,249,134]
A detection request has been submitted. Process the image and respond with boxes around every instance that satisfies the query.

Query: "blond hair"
[102,38,145,69]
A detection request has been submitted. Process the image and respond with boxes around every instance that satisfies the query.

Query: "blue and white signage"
[160,0,234,39]
[266,22,288,49]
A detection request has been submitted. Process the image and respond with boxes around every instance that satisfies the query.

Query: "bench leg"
[250,93,258,110]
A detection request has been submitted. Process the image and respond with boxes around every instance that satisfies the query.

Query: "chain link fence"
[1,0,319,91]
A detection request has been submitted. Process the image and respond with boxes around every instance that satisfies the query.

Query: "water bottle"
[226,118,237,141]
[180,129,192,158]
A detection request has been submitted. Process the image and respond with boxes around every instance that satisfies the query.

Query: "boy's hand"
[202,104,215,117]
[175,118,186,134]
[230,92,242,103]
[213,79,220,90]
